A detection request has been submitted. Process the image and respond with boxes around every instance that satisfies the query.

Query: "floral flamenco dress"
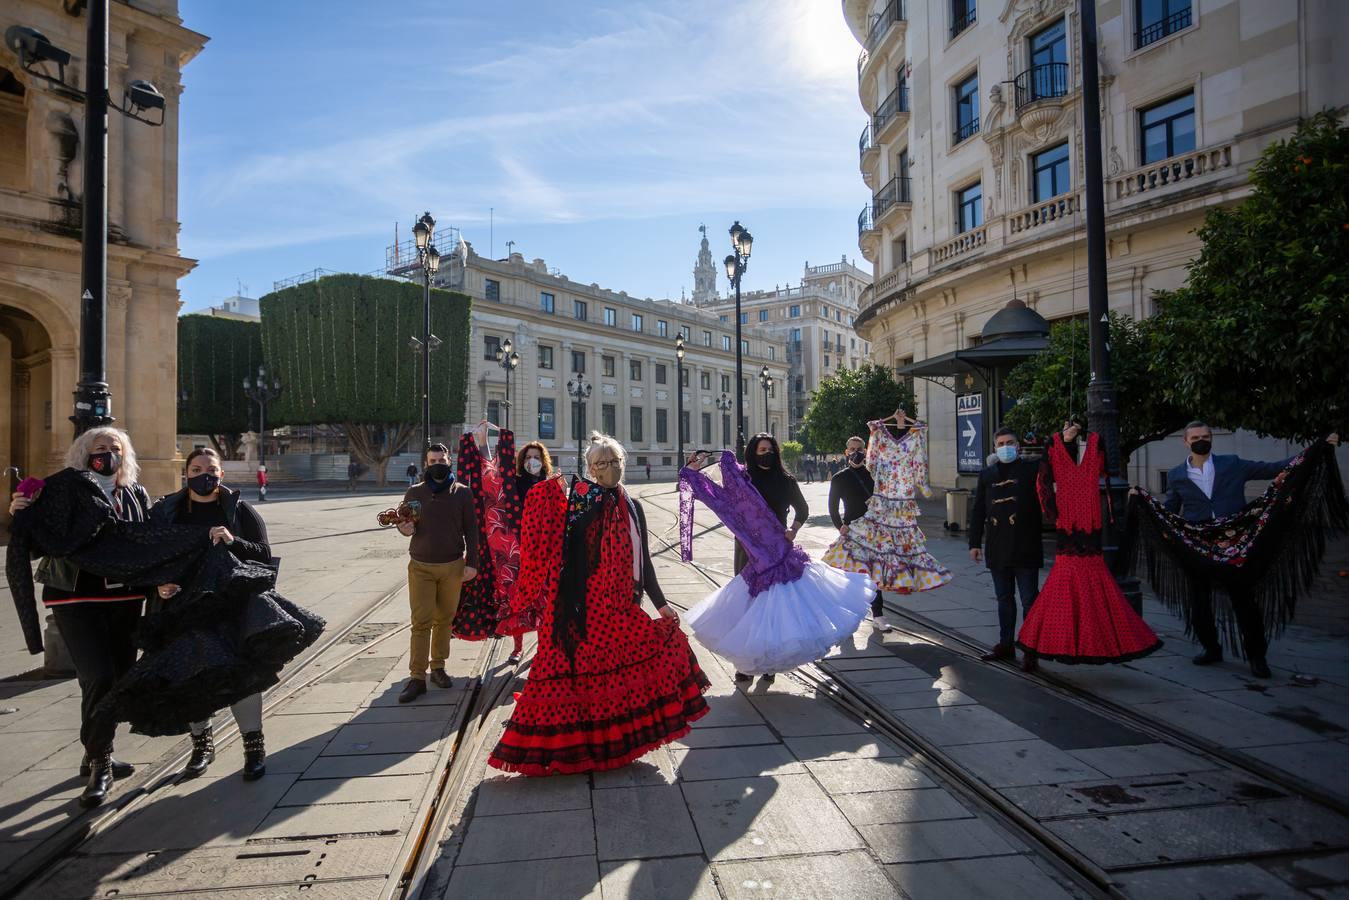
[488,476,711,776]
[1016,433,1162,664]
[681,452,876,675]
[453,429,523,640]
[823,420,952,593]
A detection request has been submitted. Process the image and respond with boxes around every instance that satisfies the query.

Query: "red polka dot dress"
[489,477,711,776]
[452,429,523,640]
[1017,433,1162,664]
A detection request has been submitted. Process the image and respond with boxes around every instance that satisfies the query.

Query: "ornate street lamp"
[493,337,521,430]
[408,211,441,449]
[243,365,282,500]
[675,335,686,468]
[566,374,592,474]
[759,365,774,432]
[724,221,753,457]
[715,392,733,447]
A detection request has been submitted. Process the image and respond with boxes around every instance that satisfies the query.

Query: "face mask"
[847,451,865,466]
[995,445,1019,464]
[425,463,451,482]
[188,472,220,495]
[591,464,622,488]
[88,451,121,476]
[756,453,776,469]
[1189,439,1212,456]
[524,458,543,476]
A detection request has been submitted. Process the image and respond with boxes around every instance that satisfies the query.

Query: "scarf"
[553,477,631,665]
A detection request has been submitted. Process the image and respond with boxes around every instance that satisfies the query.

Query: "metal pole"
[258,397,266,469]
[734,274,744,458]
[1078,0,1139,608]
[72,0,112,435]
[422,267,432,449]
[504,364,511,432]
[676,357,684,465]
[762,383,770,431]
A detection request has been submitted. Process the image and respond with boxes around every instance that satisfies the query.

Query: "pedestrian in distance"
[406,461,418,486]
[645,461,652,481]
[969,428,1044,671]
[346,460,359,492]
[150,447,272,780]
[395,443,479,702]
[828,435,892,632]
[256,463,268,501]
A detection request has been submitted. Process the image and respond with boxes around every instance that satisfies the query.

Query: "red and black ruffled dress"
[488,476,710,776]
[452,429,523,640]
[1016,433,1161,664]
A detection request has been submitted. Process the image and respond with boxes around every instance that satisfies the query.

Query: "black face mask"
[88,451,121,476]
[847,451,865,466]
[425,463,451,482]
[1189,439,1212,456]
[187,473,220,496]
[756,453,776,469]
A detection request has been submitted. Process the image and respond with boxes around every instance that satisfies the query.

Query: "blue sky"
[177,1,868,311]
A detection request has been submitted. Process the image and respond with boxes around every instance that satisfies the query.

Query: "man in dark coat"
[969,428,1044,670]
[829,435,890,632]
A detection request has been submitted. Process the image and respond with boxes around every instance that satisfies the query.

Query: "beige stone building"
[843,0,1347,488]
[1,0,205,515]
[435,240,789,477]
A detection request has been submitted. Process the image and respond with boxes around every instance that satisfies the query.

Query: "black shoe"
[1020,652,1039,673]
[241,731,266,780]
[79,753,114,809]
[506,653,522,665]
[1192,648,1223,666]
[181,727,215,780]
[761,673,776,684]
[1249,659,1272,679]
[734,672,752,683]
[399,678,427,703]
[81,753,134,780]
[428,668,452,689]
[980,643,1015,662]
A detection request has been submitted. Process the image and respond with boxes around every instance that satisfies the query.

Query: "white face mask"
[524,458,543,475]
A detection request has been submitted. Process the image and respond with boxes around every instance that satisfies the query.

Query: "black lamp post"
[493,337,520,430]
[243,365,282,500]
[409,212,441,450]
[716,392,733,446]
[675,335,686,466]
[566,374,592,474]
[759,365,774,432]
[723,221,753,458]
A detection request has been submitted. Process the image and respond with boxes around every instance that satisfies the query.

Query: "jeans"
[50,599,142,755]
[991,567,1039,647]
[407,558,466,679]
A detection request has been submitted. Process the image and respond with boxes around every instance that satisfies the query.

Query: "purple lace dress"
[679,452,875,674]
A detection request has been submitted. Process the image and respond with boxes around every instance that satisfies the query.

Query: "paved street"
[2,480,1348,898]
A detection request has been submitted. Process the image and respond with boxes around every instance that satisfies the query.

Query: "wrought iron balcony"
[873,175,912,219]
[950,6,976,39]
[953,116,979,145]
[1136,6,1191,49]
[1014,62,1069,110]
[866,0,905,53]
[858,123,872,161]
[871,84,910,136]
[857,204,876,237]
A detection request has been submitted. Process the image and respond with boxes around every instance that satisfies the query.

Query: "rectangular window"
[741,377,749,396]
[487,400,502,424]
[1139,91,1195,164]
[795,375,804,393]
[701,413,713,445]
[656,409,668,443]
[630,360,642,381]
[721,335,732,351]
[602,403,617,437]
[1030,19,1067,69]
[681,368,689,387]
[700,372,711,390]
[957,182,983,233]
[893,235,908,265]
[604,307,616,327]
[759,310,769,322]
[954,72,979,143]
[680,325,691,341]
[739,312,748,325]
[703,330,713,347]
[630,407,644,443]
[1136,0,1192,49]
[655,363,667,384]
[631,313,644,332]
[574,299,588,321]
[790,327,802,342]
[602,355,615,378]
[740,339,749,355]
[572,350,586,373]
[789,305,801,318]
[484,335,501,360]
[538,345,554,369]
[720,374,731,393]
[824,329,830,343]
[540,291,555,313]
[825,355,831,369]
[485,279,500,302]
[951,0,976,38]
[769,346,776,361]
[719,315,728,323]
[657,319,669,337]
[1032,142,1071,202]
[538,398,556,440]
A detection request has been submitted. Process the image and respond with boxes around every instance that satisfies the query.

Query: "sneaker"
[399,678,427,703]
[872,614,892,633]
[428,668,452,689]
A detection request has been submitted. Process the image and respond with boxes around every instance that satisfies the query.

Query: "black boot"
[1192,647,1223,666]
[81,752,134,780]
[241,730,266,780]
[80,752,114,809]
[181,727,215,780]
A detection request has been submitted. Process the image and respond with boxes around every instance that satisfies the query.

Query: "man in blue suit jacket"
[1164,421,1340,677]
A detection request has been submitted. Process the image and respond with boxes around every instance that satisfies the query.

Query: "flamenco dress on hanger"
[453,428,523,640]
[488,476,710,775]
[823,419,951,593]
[681,452,876,675]
[1016,432,1161,664]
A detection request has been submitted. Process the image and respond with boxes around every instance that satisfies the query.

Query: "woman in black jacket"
[151,447,271,780]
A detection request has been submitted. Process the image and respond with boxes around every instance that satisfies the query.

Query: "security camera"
[5,25,72,69]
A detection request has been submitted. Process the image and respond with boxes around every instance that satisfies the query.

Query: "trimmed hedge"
[177,314,263,435]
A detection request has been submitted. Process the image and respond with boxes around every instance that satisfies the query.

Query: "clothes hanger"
[877,408,925,432]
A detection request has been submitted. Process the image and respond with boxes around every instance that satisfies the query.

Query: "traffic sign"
[956,393,984,474]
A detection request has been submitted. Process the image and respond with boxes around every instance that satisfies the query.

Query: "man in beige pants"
[396,443,479,703]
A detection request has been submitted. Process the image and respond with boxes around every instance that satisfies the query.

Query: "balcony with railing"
[1111,142,1233,203]
[871,83,910,143]
[1013,61,1071,134]
[950,5,976,39]
[932,224,988,266]
[865,0,906,54]
[873,175,912,227]
[1008,190,1081,239]
[1136,5,1192,49]
[857,204,880,263]
[859,123,879,182]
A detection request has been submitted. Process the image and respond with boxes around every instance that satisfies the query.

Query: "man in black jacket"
[969,428,1043,670]
[829,435,890,632]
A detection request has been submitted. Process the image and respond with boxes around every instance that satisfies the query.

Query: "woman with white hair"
[488,432,711,776]
[7,426,151,807]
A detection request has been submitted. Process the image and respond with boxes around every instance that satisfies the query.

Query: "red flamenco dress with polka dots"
[1016,433,1162,664]
[489,476,710,775]
[453,428,523,641]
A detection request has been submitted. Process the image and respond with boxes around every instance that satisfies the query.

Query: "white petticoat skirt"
[685,562,876,675]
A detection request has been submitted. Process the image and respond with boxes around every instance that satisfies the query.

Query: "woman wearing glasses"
[488,432,711,776]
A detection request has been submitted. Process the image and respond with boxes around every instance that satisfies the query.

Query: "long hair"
[745,433,790,479]
[515,440,554,479]
[65,426,140,488]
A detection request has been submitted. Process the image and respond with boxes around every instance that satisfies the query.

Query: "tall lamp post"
[758,365,774,432]
[675,335,686,467]
[409,212,441,450]
[723,221,753,458]
[716,392,733,447]
[493,337,520,429]
[566,374,592,474]
[243,365,282,500]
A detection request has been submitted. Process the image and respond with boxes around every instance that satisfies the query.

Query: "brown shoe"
[399,678,427,703]
[1020,652,1039,673]
[980,643,1014,662]
[428,668,452,689]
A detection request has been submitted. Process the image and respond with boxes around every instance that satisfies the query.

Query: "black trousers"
[990,567,1039,647]
[871,590,884,618]
[1190,577,1267,661]
[50,600,142,755]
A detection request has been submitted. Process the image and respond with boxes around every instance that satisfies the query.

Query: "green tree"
[1003,313,1187,464]
[801,363,915,453]
[177,315,263,460]
[780,440,803,475]
[259,274,472,483]
[1151,111,1349,440]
